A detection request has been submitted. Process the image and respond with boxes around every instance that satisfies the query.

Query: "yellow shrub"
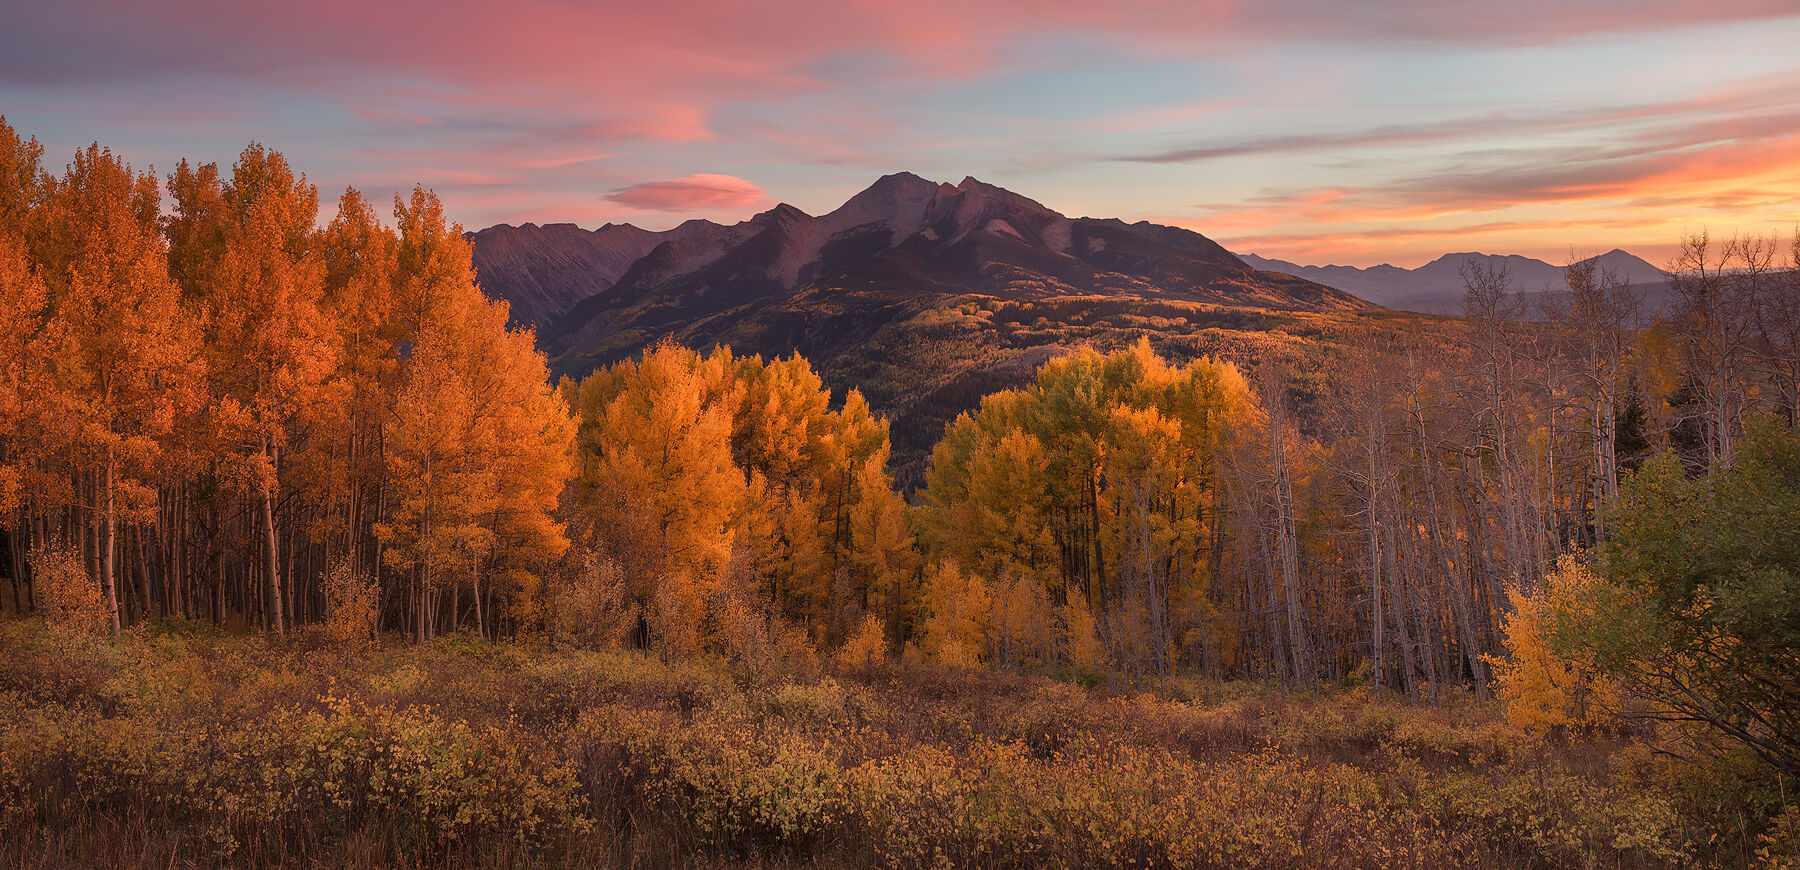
[834,612,887,671]
[29,541,109,645]
[1487,556,1619,736]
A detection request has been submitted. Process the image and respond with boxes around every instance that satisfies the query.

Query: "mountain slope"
[471,173,1384,479]
[526,173,1370,359]
[466,219,717,328]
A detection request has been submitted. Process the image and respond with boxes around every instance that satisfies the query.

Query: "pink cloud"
[12,0,1798,257]
[603,174,768,211]
[20,1,1798,142]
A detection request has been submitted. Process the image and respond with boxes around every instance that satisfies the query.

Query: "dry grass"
[0,617,1788,869]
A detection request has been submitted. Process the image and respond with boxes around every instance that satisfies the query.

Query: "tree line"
[1,120,569,641]
[2,119,1796,757]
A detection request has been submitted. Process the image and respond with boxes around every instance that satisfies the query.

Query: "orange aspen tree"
[169,145,335,633]
[376,188,572,640]
[34,144,202,633]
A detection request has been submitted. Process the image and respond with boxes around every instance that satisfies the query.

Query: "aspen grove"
[3,120,1799,754]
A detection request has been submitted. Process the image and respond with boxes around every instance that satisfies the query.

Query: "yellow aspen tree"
[468,313,575,631]
[582,342,746,650]
[0,241,46,524]
[307,189,399,571]
[918,559,991,668]
[167,145,338,633]
[1099,403,1189,673]
[847,446,918,640]
[213,145,336,633]
[374,188,573,639]
[378,330,498,641]
[919,339,1248,674]
[380,187,496,640]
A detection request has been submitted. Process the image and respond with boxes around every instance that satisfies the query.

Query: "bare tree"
[1668,231,1755,468]
[1543,257,1639,541]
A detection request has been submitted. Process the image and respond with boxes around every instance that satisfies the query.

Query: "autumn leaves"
[920,341,1253,676]
[563,345,915,660]
[0,120,572,640]
[0,112,1278,671]
[0,116,1334,684]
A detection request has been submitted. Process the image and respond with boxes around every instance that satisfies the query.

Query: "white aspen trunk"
[102,453,122,635]
[261,435,286,634]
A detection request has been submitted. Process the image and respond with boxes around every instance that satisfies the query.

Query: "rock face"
[469,172,1371,354]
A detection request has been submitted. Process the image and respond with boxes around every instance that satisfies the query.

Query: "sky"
[4,0,1800,268]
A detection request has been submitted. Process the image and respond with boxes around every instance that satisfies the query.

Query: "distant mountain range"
[1237,249,1669,314]
[469,172,1368,346]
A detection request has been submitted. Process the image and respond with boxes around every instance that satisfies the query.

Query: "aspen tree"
[35,144,201,634]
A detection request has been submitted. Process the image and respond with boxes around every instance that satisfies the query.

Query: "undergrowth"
[0,618,1790,868]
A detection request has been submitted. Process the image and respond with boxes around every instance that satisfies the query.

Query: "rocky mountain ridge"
[469,172,1368,347]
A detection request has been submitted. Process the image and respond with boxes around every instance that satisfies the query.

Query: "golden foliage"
[569,343,915,657]
[28,540,108,645]
[1488,555,1620,736]
[918,559,991,668]
[835,612,888,671]
[920,338,1252,674]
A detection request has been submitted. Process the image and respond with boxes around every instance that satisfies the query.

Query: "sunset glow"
[6,0,1800,267]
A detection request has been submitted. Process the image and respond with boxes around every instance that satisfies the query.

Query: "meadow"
[2,618,1788,869]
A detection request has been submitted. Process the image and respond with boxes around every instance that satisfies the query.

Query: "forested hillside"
[468,172,1376,477]
[2,118,1797,867]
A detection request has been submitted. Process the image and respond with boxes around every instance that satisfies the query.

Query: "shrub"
[0,617,1760,868]
[321,555,380,654]
[835,612,888,671]
[29,540,110,645]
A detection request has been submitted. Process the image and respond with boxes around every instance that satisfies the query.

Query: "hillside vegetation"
[2,120,1798,866]
[0,622,1785,869]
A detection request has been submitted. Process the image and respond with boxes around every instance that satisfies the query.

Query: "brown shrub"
[321,555,379,654]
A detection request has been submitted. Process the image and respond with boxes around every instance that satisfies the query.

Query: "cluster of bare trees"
[1221,231,1800,693]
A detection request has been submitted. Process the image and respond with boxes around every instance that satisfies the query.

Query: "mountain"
[469,173,1383,480]
[1239,249,1667,314]
[487,173,1367,354]
[466,219,718,328]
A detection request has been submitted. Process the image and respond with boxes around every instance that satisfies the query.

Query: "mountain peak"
[866,170,933,190]
[754,202,812,223]
[837,172,940,211]
[952,176,1055,214]
[471,171,1368,338]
